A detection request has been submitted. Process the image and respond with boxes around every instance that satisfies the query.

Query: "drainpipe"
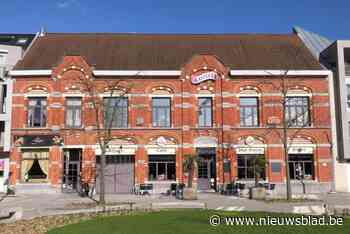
[181,74,184,184]
[327,71,337,193]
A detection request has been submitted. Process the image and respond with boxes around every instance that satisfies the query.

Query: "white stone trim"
[149,94,174,98]
[230,70,331,76]
[93,70,181,76]
[62,93,85,97]
[194,94,215,98]
[9,70,52,76]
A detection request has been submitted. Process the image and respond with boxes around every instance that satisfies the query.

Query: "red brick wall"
[10,55,333,188]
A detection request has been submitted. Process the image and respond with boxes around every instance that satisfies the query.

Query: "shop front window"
[288,154,314,180]
[21,150,49,182]
[148,155,175,181]
[237,155,265,180]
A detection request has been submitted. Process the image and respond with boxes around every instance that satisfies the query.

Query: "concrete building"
[294,27,350,192]
[0,34,35,193]
[9,32,334,195]
[321,41,350,162]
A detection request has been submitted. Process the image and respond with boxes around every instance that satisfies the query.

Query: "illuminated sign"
[191,71,217,84]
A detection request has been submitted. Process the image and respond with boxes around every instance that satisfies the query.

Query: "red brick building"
[9,33,334,194]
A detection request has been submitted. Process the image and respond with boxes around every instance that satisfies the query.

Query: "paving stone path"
[0,192,349,222]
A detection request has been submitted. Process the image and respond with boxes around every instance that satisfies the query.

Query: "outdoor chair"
[222,183,237,196]
[175,183,185,200]
[170,183,177,196]
[139,183,153,195]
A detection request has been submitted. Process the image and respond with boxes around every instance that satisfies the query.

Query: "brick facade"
[10,54,333,193]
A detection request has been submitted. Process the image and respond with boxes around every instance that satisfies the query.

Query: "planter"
[183,187,197,200]
[6,186,15,196]
[249,187,266,200]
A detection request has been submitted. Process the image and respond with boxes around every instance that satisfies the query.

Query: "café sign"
[147,147,176,155]
[236,147,265,155]
[191,71,217,84]
[288,147,313,154]
[95,145,136,155]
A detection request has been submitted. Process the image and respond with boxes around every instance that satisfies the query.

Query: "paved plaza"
[1,191,350,222]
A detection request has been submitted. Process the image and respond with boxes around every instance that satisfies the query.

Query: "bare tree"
[75,75,132,205]
[257,73,329,199]
[234,45,330,200]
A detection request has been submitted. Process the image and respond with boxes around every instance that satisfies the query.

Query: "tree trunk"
[282,78,292,201]
[188,165,193,188]
[99,150,106,205]
[255,174,259,187]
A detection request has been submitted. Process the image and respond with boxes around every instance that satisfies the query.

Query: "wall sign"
[236,147,264,155]
[95,145,136,155]
[147,147,176,155]
[191,71,217,84]
[223,160,231,173]
[288,147,313,154]
[16,135,63,147]
[271,162,281,173]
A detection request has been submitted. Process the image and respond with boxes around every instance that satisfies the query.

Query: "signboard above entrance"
[15,135,63,147]
[191,71,218,84]
[288,146,314,154]
[236,147,265,155]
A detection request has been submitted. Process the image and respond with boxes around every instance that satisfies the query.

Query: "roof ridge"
[44,32,296,37]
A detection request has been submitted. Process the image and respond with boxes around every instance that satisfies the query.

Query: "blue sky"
[1,0,350,40]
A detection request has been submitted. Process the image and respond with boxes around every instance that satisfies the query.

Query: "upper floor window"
[346,84,350,109]
[285,96,310,127]
[66,97,82,128]
[152,97,171,127]
[344,48,350,76]
[104,97,128,128]
[198,97,212,127]
[240,97,259,127]
[28,97,47,127]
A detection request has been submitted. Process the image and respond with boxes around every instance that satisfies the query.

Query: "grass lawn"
[47,210,349,234]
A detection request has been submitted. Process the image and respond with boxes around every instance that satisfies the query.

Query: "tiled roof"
[14,33,323,70]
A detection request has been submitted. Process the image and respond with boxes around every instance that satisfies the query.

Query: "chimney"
[39,26,46,37]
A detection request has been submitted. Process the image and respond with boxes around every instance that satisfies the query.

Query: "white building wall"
[335,162,350,192]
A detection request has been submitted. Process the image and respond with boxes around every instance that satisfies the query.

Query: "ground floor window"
[21,150,49,182]
[288,154,314,180]
[237,155,265,180]
[148,155,176,181]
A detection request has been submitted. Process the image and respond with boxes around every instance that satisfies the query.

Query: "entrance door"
[62,149,81,192]
[197,148,216,191]
[96,155,135,194]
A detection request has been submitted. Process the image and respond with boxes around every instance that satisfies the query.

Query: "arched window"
[238,88,260,127]
[286,89,311,127]
[150,87,173,128]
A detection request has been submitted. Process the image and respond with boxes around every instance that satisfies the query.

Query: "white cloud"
[57,0,78,9]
